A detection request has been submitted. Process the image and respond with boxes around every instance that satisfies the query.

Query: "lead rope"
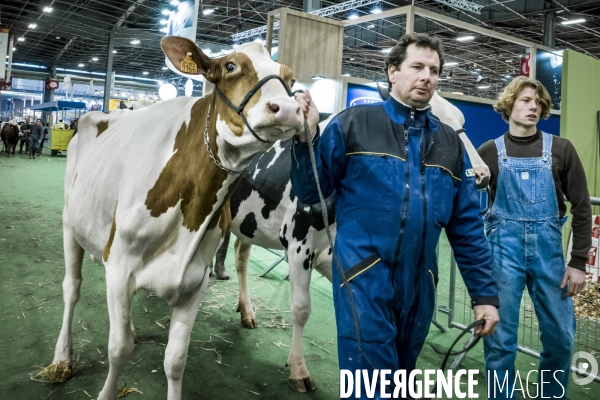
[302,118,375,370]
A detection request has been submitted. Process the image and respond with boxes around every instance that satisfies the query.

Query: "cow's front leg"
[234,238,257,328]
[98,268,135,400]
[164,268,209,400]
[286,249,317,392]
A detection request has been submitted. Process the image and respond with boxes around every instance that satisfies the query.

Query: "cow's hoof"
[215,274,229,281]
[31,361,72,383]
[287,376,317,393]
[241,316,258,329]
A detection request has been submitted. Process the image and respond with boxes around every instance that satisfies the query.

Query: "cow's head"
[161,36,304,144]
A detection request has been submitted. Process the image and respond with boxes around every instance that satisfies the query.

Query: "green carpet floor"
[0,150,597,399]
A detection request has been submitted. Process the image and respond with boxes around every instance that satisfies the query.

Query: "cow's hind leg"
[212,231,230,280]
[286,249,317,392]
[98,268,135,400]
[164,268,210,400]
[40,228,84,383]
[235,238,257,328]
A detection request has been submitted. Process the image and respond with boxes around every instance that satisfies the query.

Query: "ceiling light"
[445,62,458,66]
[43,7,53,12]
[18,37,25,42]
[131,39,141,45]
[477,85,490,89]
[505,59,512,63]
[367,24,375,29]
[381,48,392,54]
[349,57,355,61]
[142,71,149,75]
[561,18,585,25]
[203,9,214,15]
[160,27,168,33]
[347,11,359,20]
[161,9,171,16]
[170,0,180,5]
[28,24,37,29]
[112,50,117,54]
[160,19,168,25]
[342,73,351,76]
[12,48,16,51]
[78,63,84,67]
[162,66,168,70]
[254,37,263,43]
[157,80,163,85]
[370,5,382,14]
[456,35,475,42]
[311,75,326,80]
[92,57,99,61]
[504,75,511,78]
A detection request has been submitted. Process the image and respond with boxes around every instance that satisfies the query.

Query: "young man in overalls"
[478,76,592,399]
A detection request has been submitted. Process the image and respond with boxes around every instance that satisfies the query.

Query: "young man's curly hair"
[384,33,445,91]
[494,76,553,121]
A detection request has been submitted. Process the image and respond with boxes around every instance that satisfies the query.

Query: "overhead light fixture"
[161,9,171,16]
[347,11,359,20]
[131,39,141,45]
[12,47,16,51]
[91,57,99,61]
[342,73,351,76]
[254,36,263,43]
[456,35,475,42]
[505,59,513,63]
[160,19,168,25]
[170,0,180,5]
[504,74,511,78]
[370,4,382,14]
[349,57,355,61]
[18,37,25,42]
[28,24,37,29]
[203,8,214,15]
[162,66,168,70]
[160,27,168,33]
[157,80,163,85]
[78,63,84,67]
[445,62,458,66]
[311,75,326,80]
[561,18,585,25]
[476,74,484,82]
[477,85,490,89]
[381,48,392,54]
[142,71,149,75]
[112,50,117,54]
[43,7,53,12]
[367,24,375,29]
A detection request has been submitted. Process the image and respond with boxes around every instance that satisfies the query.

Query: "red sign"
[45,78,59,90]
[0,77,12,91]
[520,54,530,77]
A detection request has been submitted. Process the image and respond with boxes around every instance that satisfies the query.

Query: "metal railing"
[439,195,600,381]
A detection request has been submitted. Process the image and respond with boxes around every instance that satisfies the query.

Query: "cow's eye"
[290,79,296,88]
[225,63,236,72]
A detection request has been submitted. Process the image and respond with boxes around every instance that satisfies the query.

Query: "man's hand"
[473,305,500,337]
[561,266,586,296]
[293,90,319,143]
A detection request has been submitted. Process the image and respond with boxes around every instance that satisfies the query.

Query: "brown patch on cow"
[145,97,229,232]
[214,52,260,137]
[96,121,109,137]
[103,205,118,262]
[279,64,295,90]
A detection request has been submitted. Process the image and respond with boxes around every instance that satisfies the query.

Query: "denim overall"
[483,132,575,399]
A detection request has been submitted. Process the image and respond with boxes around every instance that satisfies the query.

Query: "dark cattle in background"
[1,123,21,157]
[19,123,31,154]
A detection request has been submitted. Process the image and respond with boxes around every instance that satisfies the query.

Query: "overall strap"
[495,135,507,160]
[541,131,553,160]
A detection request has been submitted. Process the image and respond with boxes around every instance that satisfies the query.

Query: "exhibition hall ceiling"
[1,0,599,96]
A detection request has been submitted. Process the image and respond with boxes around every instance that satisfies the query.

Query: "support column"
[543,11,556,48]
[42,65,56,124]
[302,0,320,13]
[103,30,115,114]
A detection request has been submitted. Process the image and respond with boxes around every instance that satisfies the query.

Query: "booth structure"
[30,100,86,155]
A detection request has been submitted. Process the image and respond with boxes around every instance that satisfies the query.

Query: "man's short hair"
[494,76,552,121]
[384,33,445,90]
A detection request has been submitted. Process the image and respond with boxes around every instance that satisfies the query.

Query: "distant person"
[29,119,43,159]
[39,123,49,156]
[53,119,66,129]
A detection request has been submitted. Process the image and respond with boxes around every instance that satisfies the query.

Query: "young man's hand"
[561,266,586,296]
[473,305,500,337]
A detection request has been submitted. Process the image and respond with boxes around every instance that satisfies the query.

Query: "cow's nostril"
[268,102,280,113]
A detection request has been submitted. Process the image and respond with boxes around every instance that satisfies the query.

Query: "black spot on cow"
[328,247,332,255]
[302,238,307,245]
[229,178,255,220]
[303,258,310,270]
[296,246,301,254]
[239,212,257,239]
[279,234,288,250]
[305,248,310,255]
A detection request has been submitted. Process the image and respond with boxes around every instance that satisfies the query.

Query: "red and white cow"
[43,36,304,400]
[219,91,489,392]
[1,121,22,157]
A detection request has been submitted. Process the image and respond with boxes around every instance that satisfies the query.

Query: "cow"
[41,36,305,400]
[1,121,21,157]
[215,90,490,392]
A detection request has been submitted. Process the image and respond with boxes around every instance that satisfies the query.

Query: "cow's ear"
[161,36,212,78]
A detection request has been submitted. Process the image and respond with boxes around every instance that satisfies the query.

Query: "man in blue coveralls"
[291,32,500,398]
[479,77,591,399]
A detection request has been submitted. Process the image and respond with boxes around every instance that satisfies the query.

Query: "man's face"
[36,119,42,125]
[388,43,440,108]
[509,87,542,129]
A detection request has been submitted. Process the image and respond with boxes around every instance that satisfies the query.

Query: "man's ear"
[387,64,397,84]
[161,36,213,79]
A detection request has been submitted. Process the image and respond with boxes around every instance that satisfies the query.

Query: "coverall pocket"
[340,253,382,287]
[344,156,396,211]
[485,219,505,242]
[507,166,546,204]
